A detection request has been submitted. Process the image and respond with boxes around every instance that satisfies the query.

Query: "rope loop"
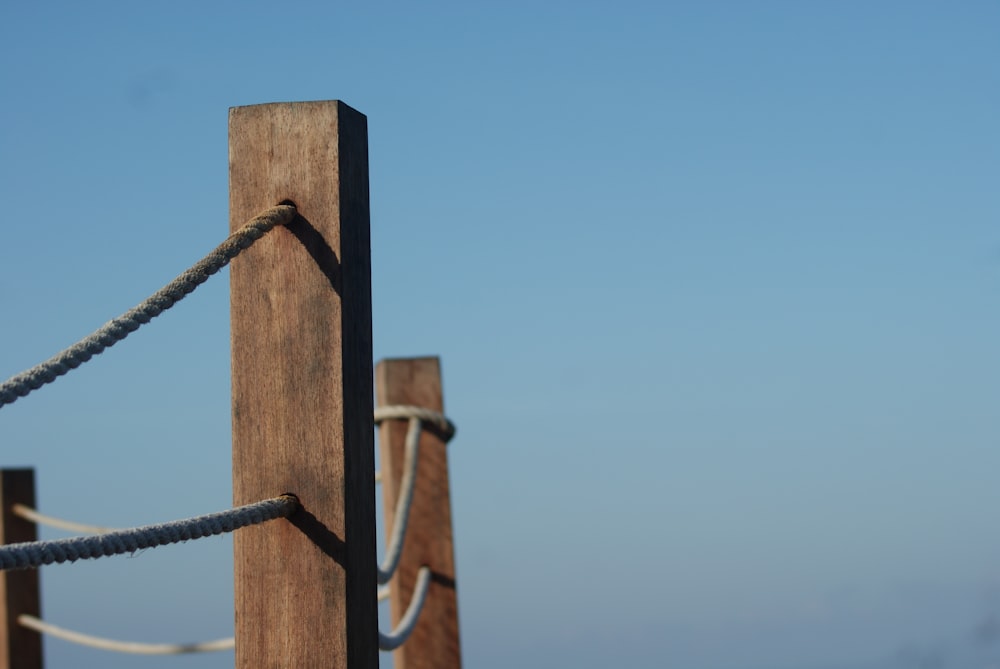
[373,405,456,585]
[374,405,456,442]
[378,566,432,651]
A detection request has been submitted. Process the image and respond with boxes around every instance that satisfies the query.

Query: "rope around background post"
[6,406,455,651]
[375,416,421,585]
[0,204,296,410]
[378,566,432,651]
[372,405,456,650]
[372,406,456,585]
[374,405,456,441]
[0,495,298,571]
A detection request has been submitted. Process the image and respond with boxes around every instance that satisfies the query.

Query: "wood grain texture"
[1,469,42,669]
[376,357,462,669]
[229,101,376,668]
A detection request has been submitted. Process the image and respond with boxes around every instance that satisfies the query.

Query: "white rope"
[18,615,234,655]
[0,495,297,571]
[374,405,456,441]
[375,416,421,585]
[22,576,395,656]
[12,504,116,535]
[373,405,456,586]
[22,571,424,655]
[9,406,452,651]
[378,566,431,651]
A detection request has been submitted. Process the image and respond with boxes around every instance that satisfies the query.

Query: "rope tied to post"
[0,204,297,409]
[0,495,299,571]
[372,405,456,651]
[4,405,457,652]
[373,405,455,585]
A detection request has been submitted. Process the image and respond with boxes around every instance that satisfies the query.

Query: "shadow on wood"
[286,210,342,295]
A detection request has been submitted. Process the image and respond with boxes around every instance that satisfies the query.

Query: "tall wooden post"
[229,101,377,668]
[1,469,43,669]
[376,357,462,668]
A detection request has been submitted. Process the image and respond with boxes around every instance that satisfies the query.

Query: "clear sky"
[1,2,998,668]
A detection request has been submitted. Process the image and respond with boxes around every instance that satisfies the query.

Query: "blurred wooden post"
[376,357,462,669]
[230,101,377,668]
[1,469,43,669]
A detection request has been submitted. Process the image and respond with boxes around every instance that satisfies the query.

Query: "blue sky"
[1,2,999,668]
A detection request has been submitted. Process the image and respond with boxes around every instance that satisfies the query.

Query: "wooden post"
[376,357,462,669]
[229,101,377,668]
[1,469,43,669]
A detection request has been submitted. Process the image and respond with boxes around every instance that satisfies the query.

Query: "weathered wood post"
[376,357,462,668]
[1,469,43,669]
[229,101,377,668]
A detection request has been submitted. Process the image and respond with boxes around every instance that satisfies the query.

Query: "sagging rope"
[13,504,116,535]
[373,406,456,585]
[0,204,297,410]
[18,569,423,654]
[7,405,452,652]
[17,582,396,656]
[371,406,452,651]
[378,566,432,651]
[376,416,421,585]
[0,495,298,571]
[18,615,235,655]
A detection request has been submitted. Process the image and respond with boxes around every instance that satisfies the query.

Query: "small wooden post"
[1,469,43,669]
[229,101,377,668]
[376,357,462,669]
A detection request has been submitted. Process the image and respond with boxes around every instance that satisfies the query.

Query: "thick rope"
[376,417,421,585]
[373,406,456,585]
[0,495,298,571]
[0,205,297,410]
[18,615,235,654]
[13,504,116,535]
[374,405,456,441]
[378,566,431,651]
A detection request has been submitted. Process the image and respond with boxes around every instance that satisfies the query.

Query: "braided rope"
[0,204,297,409]
[378,566,431,651]
[18,615,235,654]
[0,495,298,571]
